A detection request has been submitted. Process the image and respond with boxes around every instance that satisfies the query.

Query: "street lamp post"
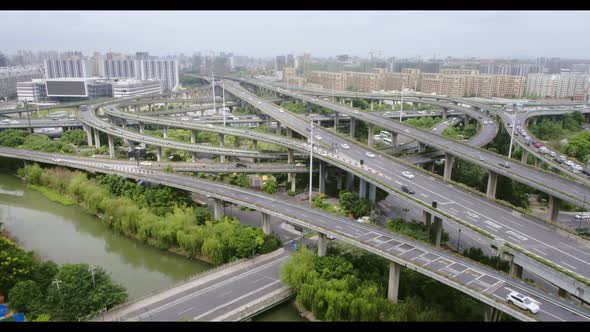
[88,265,97,289]
[508,103,517,159]
[211,72,217,116]
[399,84,405,122]
[222,80,226,127]
[309,120,314,205]
[457,228,462,253]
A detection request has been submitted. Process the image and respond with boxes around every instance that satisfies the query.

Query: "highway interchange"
[3,78,590,320]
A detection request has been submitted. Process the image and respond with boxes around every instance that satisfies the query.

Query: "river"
[0,173,303,321]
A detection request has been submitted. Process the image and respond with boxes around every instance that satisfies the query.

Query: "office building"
[16,79,47,102]
[17,77,114,102]
[0,65,45,101]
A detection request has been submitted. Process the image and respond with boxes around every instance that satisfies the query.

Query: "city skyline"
[1,11,590,58]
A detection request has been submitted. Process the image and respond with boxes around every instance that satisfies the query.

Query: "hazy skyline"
[1,11,589,59]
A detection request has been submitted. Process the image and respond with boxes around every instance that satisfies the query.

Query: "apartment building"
[480,62,543,76]
[525,73,589,99]
[44,56,94,79]
[282,67,297,82]
[307,71,347,90]
[342,71,380,92]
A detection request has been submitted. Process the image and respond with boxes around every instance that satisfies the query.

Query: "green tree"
[45,264,127,321]
[8,280,42,313]
[0,236,36,296]
[0,129,29,147]
[60,129,87,146]
[262,177,277,194]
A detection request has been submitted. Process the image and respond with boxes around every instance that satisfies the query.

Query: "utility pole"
[24,101,32,133]
[211,72,216,115]
[309,120,314,205]
[399,83,404,122]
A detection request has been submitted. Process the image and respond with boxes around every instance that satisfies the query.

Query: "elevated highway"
[2,146,589,321]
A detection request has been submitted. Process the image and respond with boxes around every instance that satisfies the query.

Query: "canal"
[0,173,303,321]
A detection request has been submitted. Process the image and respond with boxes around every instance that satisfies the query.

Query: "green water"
[0,173,210,300]
[0,173,303,321]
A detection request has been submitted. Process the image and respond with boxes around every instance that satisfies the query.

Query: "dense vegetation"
[529,112,590,163]
[404,116,443,129]
[17,164,281,266]
[0,231,126,321]
[443,123,477,140]
[281,243,485,321]
[0,129,91,154]
[338,191,371,218]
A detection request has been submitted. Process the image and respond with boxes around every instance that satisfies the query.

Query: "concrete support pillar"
[346,173,354,192]
[391,132,398,146]
[84,124,93,146]
[535,157,541,168]
[252,140,257,150]
[350,118,356,137]
[139,122,145,134]
[336,175,343,191]
[290,173,296,192]
[483,306,502,322]
[334,113,339,130]
[379,99,382,106]
[464,114,470,127]
[156,146,162,162]
[94,128,101,149]
[276,121,282,135]
[261,212,271,235]
[422,210,432,226]
[286,127,292,138]
[219,134,226,163]
[442,108,448,120]
[288,149,294,164]
[486,170,498,199]
[319,162,327,194]
[433,217,443,248]
[521,149,529,163]
[369,183,376,206]
[163,126,168,139]
[190,130,197,144]
[418,142,426,153]
[349,99,353,107]
[368,124,374,147]
[370,100,374,111]
[548,196,561,222]
[213,198,223,220]
[387,261,401,303]
[107,134,115,158]
[443,153,455,181]
[317,233,328,257]
[359,178,367,199]
[509,262,523,279]
[191,152,197,163]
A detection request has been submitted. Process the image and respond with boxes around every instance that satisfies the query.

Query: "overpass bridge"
[1,147,589,321]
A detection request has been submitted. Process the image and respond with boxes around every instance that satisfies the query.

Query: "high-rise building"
[525,73,589,99]
[307,71,346,90]
[103,57,139,79]
[44,54,93,79]
[138,58,179,91]
[342,71,380,92]
[286,54,295,68]
[275,55,286,72]
[479,62,543,76]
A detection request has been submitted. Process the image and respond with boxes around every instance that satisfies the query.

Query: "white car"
[181,117,189,121]
[365,152,375,158]
[315,135,322,140]
[353,110,359,114]
[432,128,438,131]
[279,109,284,113]
[341,143,350,149]
[295,163,306,167]
[207,124,213,127]
[575,213,590,219]
[506,291,540,314]
[402,171,414,179]
[257,101,262,104]
[140,161,152,166]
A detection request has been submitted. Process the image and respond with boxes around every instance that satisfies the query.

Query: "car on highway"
[140,161,152,166]
[575,213,590,219]
[315,135,322,140]
[401,185,415,194]
[506,291,540,314]
[532,142,542,148]
[353,110,359,114]
[498,162,511,168]
[207,124,213,127]
[365,152,375,158]
[181,117,189,121]
[432,127,437,131]
[402,171,414,179]
[341,143,350,149]
[257,101,262,104]
[234,162,247,168]
[295,163,306,167]
[279,109,284,113]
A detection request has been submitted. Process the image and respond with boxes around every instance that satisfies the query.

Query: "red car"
[532,142,542,148]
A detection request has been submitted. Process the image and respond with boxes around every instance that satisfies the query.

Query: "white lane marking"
[531,248,548,256]
[559,242,590,260]
[394,181,402,185]
[560,261,578,271]
[192,280,281,320]
[466,211,480,219]
[419,193,428,198]
[483,220,502,229]
[178,307,194,316]
[507,235,522,243]
[506,230,528,241]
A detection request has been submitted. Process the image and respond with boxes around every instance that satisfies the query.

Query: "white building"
[111,79,162,98]
[44,56,95,79]
[138,59,179,91]
[16,79,47,102]
[0,65,45,101]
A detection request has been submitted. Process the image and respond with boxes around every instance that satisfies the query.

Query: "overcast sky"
[1,11,589,59]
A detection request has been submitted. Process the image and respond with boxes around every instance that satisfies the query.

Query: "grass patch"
[28,184,76,206]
